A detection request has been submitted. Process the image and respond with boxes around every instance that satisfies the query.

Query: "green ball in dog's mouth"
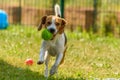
[41,29,53,40]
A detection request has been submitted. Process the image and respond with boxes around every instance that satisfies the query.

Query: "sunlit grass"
[0,25,120,80]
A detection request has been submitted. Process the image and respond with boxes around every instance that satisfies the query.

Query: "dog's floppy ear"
[59,19,67,34]
[38,16,47,31]
[61,19,66,27]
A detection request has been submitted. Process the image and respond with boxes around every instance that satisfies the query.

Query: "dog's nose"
[49,28,55,34]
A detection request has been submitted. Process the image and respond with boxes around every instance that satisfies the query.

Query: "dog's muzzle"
[48,28,56,34]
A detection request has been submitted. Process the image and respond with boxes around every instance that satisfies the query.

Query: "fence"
[0,0,120,36]
[0,0,54,26]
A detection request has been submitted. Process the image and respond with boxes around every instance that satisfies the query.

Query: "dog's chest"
[47,39,60,56]
[45,34,65,56]
[48,46,58,56]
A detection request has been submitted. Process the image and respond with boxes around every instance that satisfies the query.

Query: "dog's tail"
[55,4,61,17]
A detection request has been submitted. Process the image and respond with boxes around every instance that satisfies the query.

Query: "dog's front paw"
[37,61,44,65]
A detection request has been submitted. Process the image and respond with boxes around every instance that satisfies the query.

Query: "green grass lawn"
[0,25,120,80]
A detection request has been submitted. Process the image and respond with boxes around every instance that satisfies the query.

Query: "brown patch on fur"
[38,16,47,31]
[51,17,66,34]
[45,16,52,26]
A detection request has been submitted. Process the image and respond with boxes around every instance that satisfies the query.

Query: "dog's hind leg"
[50,53,63,76]
[60,46,67,64]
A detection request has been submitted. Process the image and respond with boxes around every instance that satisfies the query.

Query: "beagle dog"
[37,4,67,77]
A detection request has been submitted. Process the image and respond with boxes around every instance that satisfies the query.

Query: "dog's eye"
[47,22,51,25]
[55,22,60,26]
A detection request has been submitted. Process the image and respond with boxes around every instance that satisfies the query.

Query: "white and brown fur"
[37,4,67,77]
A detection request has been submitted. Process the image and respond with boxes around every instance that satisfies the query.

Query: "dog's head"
[38,15,66,35]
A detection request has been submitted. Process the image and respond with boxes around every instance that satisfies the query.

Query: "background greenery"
[0,25,120,80]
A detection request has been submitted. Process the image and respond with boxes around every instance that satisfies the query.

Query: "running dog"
[37,4,67,77]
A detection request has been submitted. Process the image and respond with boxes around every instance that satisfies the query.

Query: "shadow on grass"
[0,59,45,80]
[0,59,84,80]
